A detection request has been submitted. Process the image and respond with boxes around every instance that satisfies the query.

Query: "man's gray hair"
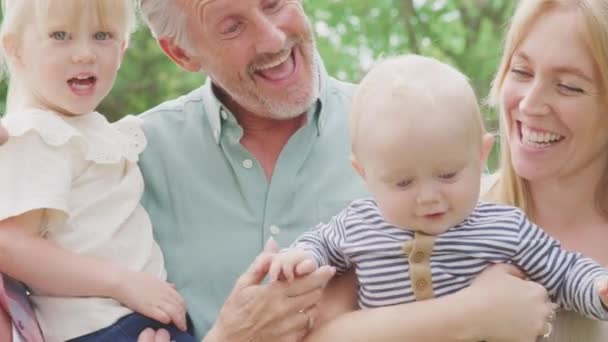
[138,0,196,53]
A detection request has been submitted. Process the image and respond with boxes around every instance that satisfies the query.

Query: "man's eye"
[50,31,68,40]
[264,0,282,11]
[222,22,243,35]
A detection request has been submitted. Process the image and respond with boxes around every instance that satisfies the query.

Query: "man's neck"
[216,85,308,180]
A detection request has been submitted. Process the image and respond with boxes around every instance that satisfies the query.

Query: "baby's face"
[356,111,484,235]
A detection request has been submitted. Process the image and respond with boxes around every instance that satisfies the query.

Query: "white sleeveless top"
[481,174,608,341]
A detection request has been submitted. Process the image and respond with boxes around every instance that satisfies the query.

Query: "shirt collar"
[202,52,330,144]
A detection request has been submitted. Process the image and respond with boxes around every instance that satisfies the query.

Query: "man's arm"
[203,239,335,342]
[307,265,554,342]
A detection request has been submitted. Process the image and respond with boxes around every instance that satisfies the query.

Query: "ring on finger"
[299,310,314,330]
[542,322,553,339]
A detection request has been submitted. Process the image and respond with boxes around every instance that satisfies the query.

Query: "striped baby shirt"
[291,199,608,320]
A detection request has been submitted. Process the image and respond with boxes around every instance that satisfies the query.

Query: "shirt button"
[242,159,253,169]
[412,251,425,263]
[415,279,428,290]
[269,225,281,235]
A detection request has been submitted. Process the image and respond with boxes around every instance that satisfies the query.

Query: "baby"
[270,55,608,331]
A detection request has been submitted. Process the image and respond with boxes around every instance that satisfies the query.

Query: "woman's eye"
[50,31,68,40]
[558,83,584,94]
[510,68,532,79]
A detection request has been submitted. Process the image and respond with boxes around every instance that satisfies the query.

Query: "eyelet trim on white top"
[4,109,147,164]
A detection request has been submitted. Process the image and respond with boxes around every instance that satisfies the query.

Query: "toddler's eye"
[94,32,112,40]
[50,31,68,40]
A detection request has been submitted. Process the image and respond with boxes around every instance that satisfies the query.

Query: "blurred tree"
[1,0,516,139]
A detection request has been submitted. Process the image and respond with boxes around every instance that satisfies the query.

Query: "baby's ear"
[1,34,20,63]
[351,156,366,180]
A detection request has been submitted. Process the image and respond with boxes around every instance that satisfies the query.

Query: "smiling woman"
[485,0,608,340]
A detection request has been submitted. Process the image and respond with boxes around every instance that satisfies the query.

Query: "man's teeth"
[521,126,563,146]
[255,50,291,71]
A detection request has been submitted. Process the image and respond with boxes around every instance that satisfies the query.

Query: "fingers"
[270,307,315,338]
[138,328,156,342]
[284,265,335,297]
[269,259,282,282]
[159,296,187,331]
[295,259,317,277]
[138,328,171,342]
[236,251,275,289]
[264,237,280,253]
[284,262,295,282]
[154,329,171,342]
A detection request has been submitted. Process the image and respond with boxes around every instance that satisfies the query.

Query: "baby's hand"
[115,271,187,331]
[598,277,608,308]
[268,249,317,282]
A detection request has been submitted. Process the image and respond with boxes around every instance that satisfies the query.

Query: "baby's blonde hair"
[0,0,136,81]
[350,55,485,161]
[485,0,608,219]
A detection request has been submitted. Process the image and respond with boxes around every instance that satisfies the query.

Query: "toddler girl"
[0,0,194,341]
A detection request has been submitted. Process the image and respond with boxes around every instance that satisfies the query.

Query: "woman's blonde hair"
[485,0,608,219]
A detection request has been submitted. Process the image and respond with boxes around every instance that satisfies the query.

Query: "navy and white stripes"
[291,199,608,319]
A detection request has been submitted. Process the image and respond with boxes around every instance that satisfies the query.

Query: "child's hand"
[268,249,317,282]
[115,271,188,331]
[597,277,608,308]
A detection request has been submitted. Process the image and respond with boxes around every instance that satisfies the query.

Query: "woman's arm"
[308,265,553,342]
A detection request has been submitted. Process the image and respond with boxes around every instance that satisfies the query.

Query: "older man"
[136,0,364,340]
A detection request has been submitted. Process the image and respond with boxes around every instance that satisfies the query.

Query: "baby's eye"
[93,32,112,40]
[395,179,413,188]
[438,171,458,180]
[50,31,68,40]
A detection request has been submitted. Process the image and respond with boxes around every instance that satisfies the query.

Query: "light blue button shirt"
[139,61,368,339]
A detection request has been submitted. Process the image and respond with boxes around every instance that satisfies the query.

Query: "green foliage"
[1,1,516,168]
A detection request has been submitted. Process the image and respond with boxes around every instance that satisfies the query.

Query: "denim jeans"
[68,312,196,342]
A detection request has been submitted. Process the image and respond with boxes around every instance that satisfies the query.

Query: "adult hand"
[0,121,8,145]
[467,264,556,342]
[205,239,335,342]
